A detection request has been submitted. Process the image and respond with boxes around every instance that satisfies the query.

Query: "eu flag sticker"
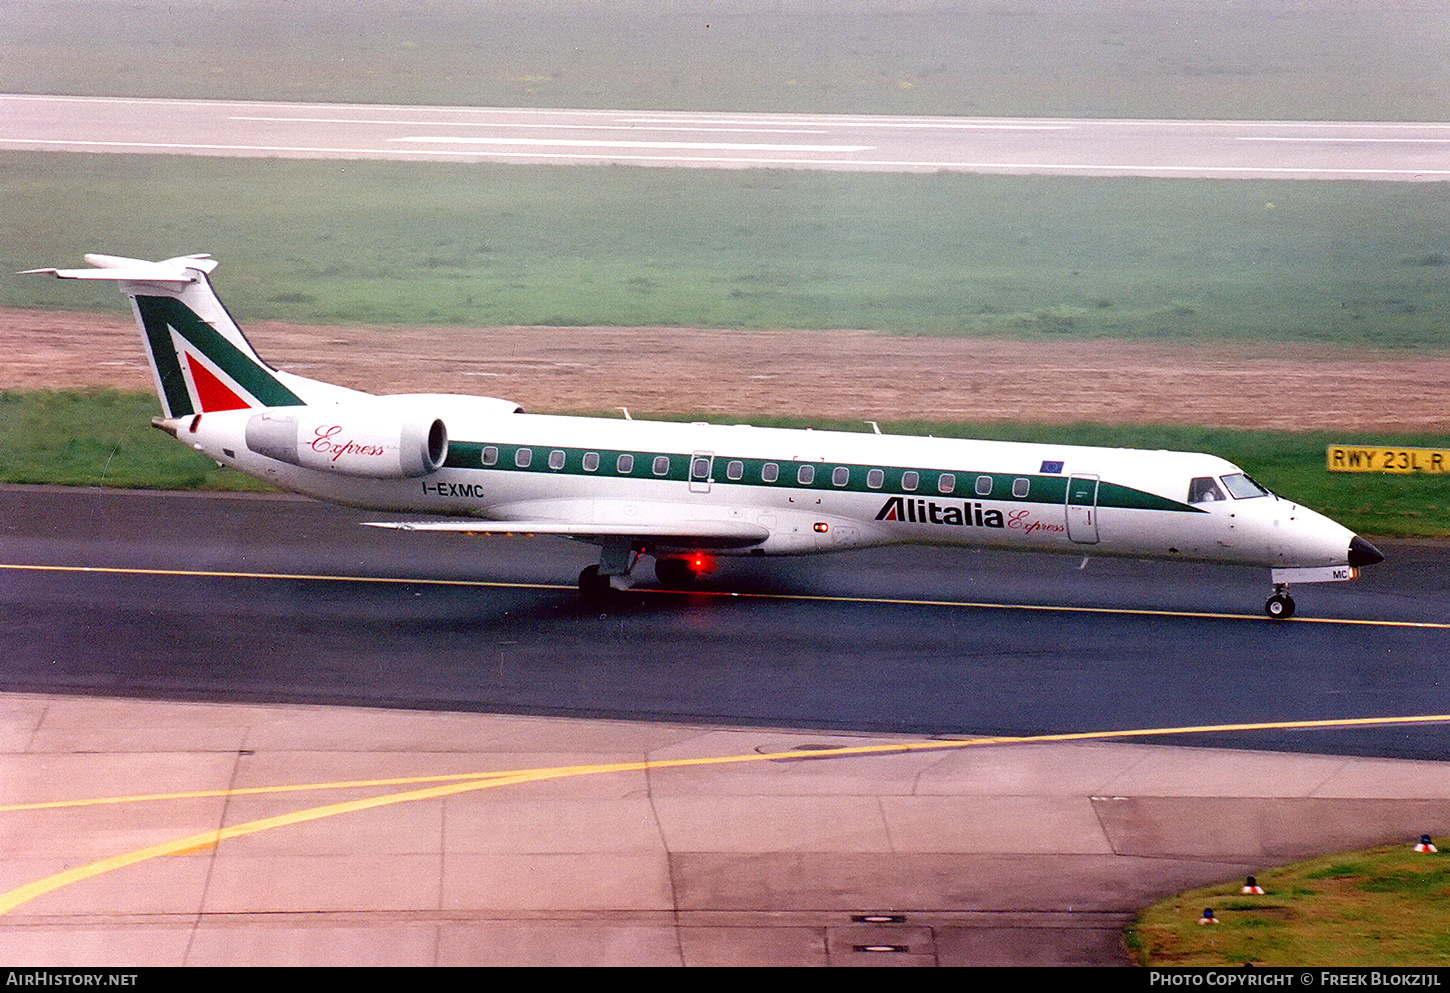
[1040,460,1064,474]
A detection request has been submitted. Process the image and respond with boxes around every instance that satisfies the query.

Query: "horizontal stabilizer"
[364,519,769,549]
[22,254,217,286]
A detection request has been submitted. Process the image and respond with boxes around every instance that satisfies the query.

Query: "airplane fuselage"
[177,394,1361,574]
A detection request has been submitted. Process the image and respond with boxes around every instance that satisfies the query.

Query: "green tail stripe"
[137,297,193,416]
[135,296,303,412]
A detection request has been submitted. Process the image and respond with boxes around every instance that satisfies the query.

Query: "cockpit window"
[1220,473,1269,499]
[1188,476,1227,504]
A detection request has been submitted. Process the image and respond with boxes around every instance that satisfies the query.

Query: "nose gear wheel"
[1265,586,1296,620]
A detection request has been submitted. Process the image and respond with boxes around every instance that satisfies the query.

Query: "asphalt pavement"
[2,486,1448,966]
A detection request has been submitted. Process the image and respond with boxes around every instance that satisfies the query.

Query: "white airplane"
[28,253,1384,618]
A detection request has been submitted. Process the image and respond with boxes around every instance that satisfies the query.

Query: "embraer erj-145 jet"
[29,254,1384,618]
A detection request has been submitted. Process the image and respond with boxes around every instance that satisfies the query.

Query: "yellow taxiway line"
[1,713,1448,915]
[3,562,1447,629]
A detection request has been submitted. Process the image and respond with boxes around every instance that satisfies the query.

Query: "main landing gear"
[578,541,639,598]
[654,557,696,589]
[577,546,716,597]
[1265,584,1296,620]
[577,564,614,597]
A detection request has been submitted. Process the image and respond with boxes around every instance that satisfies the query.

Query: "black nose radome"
[1348,535,1384,567]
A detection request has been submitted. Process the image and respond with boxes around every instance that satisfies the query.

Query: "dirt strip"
[3,307,1447,432]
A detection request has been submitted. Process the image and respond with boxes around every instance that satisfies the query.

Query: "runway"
[5,94,1450,179]
[2,486,1450,965]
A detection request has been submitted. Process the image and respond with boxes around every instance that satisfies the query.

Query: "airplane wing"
[362,519,769,549]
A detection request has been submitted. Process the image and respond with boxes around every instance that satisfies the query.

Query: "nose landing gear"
[1265,584,1296,620]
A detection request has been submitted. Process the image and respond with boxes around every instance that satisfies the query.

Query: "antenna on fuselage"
[618,407,632,420]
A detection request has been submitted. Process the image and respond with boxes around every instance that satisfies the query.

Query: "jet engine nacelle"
[245,406,448,478]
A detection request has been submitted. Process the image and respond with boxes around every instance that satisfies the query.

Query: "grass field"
[6,152,1449,348]
[0,391,274,492]
[1131,844,1450,966]
[2,0,1447,121]
[4,390,1446,538]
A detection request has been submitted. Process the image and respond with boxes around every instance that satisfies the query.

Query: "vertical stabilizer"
[25,254,309,417]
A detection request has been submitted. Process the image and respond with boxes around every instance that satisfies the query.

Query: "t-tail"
[24,254,364,415]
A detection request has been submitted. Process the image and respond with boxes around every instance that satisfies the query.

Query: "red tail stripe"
[185,353,252,412]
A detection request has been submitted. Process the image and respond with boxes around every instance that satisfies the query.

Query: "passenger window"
[867,468,884,489]
[482,446,498,466]
[902,470,919,492]
[975,474,992,496]
[797,464,815,485]
[1188,476,1228,503]
[515,448,532,468]
[938,472,956,494]
[1012,477,1030,498]
[833,467,849,487]
[692,457,711,479]
[653,455,670,476]
[727,460,744,480]
[762,462,779,483]
[582,452,600,472]
[616,454,634,474]
[549,449,566,470]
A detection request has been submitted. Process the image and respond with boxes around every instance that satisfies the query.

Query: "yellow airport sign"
[1328,446,1450,474]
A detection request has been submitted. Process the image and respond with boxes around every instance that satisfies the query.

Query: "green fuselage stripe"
[442,440,1199,513]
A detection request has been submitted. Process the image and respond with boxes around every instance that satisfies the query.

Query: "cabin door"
[689,451,714,494]
[1066,473,1100,545]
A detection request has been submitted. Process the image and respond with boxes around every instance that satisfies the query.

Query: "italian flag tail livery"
[24,254,352,416]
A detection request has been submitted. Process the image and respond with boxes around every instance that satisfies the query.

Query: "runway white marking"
[622,116,1075,131]
[231,115,835,135]
[1238,136,1450,144]
[387,136,874,152]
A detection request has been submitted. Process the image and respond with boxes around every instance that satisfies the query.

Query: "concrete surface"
[1,693,1447,966]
